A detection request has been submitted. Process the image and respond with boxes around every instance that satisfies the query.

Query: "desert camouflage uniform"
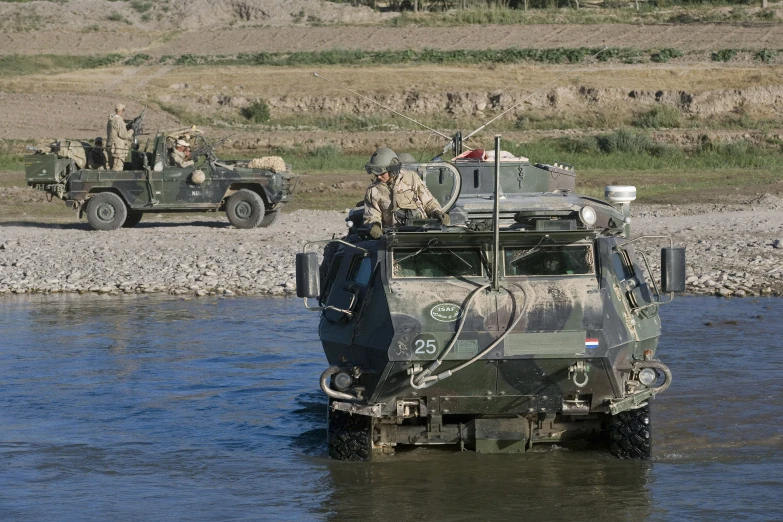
[169,148,194,168]
[364,168,440,227]
[106,114,133,171]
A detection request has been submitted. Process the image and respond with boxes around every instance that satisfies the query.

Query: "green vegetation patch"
[755,49,778,63]
[124,53,152,66]
[7,45,773,77]
[130,0,153,13]
[650,48,683,63]
[386,4,781,26]
[242,100,271,123]
[711,49,739,62]
[148,47,653,67]
[631,105,683,129]
[512,129,783,173]
[0,54,124,76]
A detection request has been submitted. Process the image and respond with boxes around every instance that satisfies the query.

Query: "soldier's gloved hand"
[433,210,450,226]
[369,223,382,239]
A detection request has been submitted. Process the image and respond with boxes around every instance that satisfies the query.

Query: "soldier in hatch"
[170,139,194,167]
[363,147,449,239]
[88,137,108,170]
[106,103,134,171]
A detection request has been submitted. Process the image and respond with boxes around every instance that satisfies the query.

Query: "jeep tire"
[258,209,279,228]
[122,211,143,228]
[226,189,264,229]
[86,192,128,231]
[609,403,652,460]
[328,406,373,461]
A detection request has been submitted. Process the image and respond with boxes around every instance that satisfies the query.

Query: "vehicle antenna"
[463,47,608,143]
[313,73,452,141]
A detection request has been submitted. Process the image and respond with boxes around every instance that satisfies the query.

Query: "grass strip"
[385,5,780,26]
[5,46,783,77]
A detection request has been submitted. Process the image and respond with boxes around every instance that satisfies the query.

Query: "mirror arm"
[302,238,368,255]
[302,298,354,318]
[615,235,677,309]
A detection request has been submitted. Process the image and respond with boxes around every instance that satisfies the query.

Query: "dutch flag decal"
[585,338,600,349]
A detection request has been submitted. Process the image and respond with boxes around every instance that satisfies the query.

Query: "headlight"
[333,372,353,390]
[638,368,658,386]
[579,205,597,227]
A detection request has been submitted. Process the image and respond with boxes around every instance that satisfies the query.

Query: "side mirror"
[295,252,320,298]
[661,247,686,293]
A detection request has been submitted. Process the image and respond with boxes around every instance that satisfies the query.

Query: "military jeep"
[25,131,294,231]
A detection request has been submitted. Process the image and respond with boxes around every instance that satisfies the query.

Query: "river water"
[0,295,781,521]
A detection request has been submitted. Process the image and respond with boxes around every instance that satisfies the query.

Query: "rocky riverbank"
[1,202,782,298]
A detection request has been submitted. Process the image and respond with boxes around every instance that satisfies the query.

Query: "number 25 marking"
[414,339,437,355]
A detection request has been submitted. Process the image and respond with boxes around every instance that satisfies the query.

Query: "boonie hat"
[115,103,126,111]
[176,139,190,147]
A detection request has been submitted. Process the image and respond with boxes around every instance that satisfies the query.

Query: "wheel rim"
[95,202,116,222]
[235,201,253,220]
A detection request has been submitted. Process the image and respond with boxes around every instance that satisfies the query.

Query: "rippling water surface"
[1,295,782,521]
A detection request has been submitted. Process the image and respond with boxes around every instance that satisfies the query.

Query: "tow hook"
[568,361,589,388]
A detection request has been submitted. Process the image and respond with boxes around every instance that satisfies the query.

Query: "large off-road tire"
[226,189,264,229]
[609,403,652,460]
[122,211,143,228]
[328,406,373,461]
[86,192,128,231]
[258,209,279,228]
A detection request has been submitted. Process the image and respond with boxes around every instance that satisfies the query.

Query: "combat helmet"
[365,147,402,177]
[397,152,416,163]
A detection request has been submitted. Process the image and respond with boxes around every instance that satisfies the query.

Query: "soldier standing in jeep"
[106,103,134,171]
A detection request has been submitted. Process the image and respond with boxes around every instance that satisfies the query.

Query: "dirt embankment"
[4,82,783,152]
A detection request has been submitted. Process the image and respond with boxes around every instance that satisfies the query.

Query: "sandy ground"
[3,24,783,56]
[0,203,781,298]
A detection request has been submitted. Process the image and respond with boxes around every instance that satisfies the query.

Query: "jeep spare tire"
[86,192,128,231]
[226,189,264,229]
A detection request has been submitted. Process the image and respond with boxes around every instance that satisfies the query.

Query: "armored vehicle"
[296,135,685,461]
[25,129,293,231]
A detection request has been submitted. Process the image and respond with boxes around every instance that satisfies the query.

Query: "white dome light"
[605,185,637,205]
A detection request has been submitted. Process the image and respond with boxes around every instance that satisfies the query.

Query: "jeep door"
[161,161,215,207]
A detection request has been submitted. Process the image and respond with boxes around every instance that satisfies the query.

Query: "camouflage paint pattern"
[308,155,680,453]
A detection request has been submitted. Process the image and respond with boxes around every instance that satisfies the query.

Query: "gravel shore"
[1,201,782,298]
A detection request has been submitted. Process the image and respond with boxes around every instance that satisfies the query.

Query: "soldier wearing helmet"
[363,147,449,239]
[88,136,108,170]
[106,103,134,171]
[170,139,194,167]
[397,152,417,164]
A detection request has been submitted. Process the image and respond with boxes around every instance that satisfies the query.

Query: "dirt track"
[2,24,783,57]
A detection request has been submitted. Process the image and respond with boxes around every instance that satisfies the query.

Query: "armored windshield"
[393,248,482,278]
[504,245,594,276]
